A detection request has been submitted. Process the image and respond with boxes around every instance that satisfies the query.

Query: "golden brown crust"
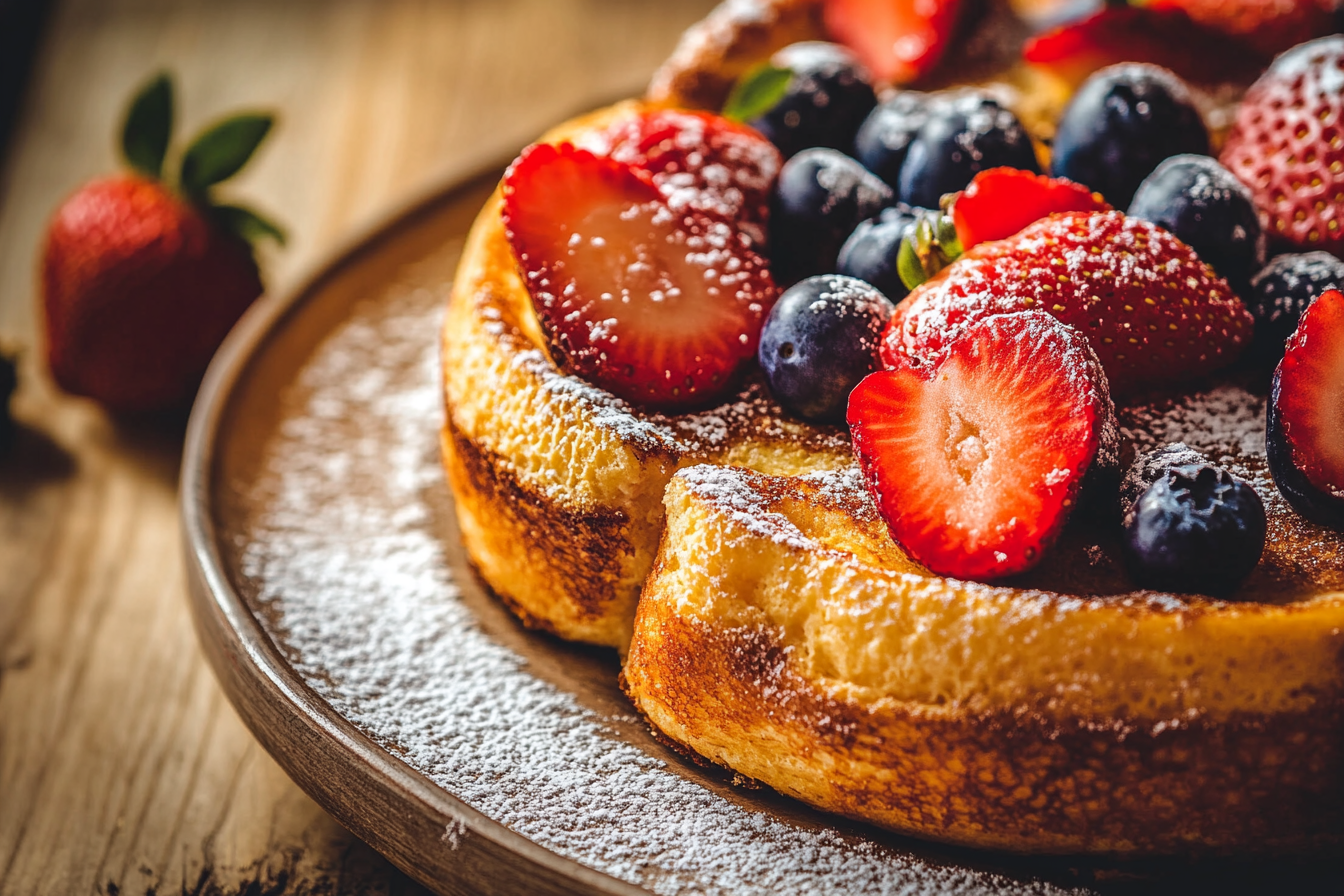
[623,468,1344,854]
[626,607,1344,855]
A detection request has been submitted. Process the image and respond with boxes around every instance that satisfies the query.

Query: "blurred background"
[0,2,713,894]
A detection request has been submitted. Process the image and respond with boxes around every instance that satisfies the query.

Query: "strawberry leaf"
[121,72,173,179]
[212,203,286,248]
[179,113,274,196]
[722,63,792,123]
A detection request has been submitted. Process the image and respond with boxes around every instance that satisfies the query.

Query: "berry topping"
[849,311,1117,580]
[898,92,1040,210]
[1144,0,1341,58]
[1219,35,1344,259]
[746,42,878,160]
[880,210,1254,395]
[837,204,919,302]
[1117,441,1208,520]
[502,142,777,410]
[1052,64,1209,209]
[1267,287,1344,529]
[1128,154,1265,297]
[822,0,964,85]
[1120,446,1267,596]
[759,275,894,423]
[590,108,783,246]
[1023,6,1266,89]
[950,167,1109,250]
[854,91,932,189]
[1246,251,1344,365]
[769,147,893,285]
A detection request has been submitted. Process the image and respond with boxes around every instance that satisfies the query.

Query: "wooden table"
[0,2,716,892]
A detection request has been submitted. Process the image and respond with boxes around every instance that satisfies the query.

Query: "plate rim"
[179,158,651,896]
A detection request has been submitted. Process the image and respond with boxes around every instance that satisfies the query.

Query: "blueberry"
[1267,366,1344,529]
[1128,155,1264,297]
[769,148,894,285]
[897,92,1040,210]
[836,204,921,303]
[854,91,931,190]
[758,275,894,423]
[1246,252,1344,366]
[1117,441,1207,519]
[1052,64,1209,209]
[1120,446,1266,596]
[748,42,878,160]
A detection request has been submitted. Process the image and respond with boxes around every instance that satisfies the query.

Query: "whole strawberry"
[881,210,1253,396]
[41,73,283,413]
[1220,35,1344,259]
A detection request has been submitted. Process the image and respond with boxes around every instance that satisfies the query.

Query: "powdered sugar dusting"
[228,281,1084,895]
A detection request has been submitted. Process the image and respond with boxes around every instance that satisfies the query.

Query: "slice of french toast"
[441,103,852,649]
[624,405,1344,854]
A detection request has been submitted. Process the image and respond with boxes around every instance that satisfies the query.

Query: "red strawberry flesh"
[503,142,777,410]
[950,167,1109,249]
[849,311,1115,580]
[584,108,781,245]
[822,0,963,84]
[881,210,1253,395]
[1277,288,1344,496]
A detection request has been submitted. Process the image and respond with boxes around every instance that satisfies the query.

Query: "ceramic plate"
[181,164,1339,896]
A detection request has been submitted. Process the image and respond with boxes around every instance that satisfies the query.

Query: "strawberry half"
[1267,288,1344,527]
[1220,35,1344,259]
[849,311,1117,580]
[502,142,778,410]
[822,0,963,84]
[950,167,1109,250]
[585,108,782,246]
[881,210,1253,395]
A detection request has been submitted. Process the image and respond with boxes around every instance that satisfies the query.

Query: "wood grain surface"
[0,1,715,893]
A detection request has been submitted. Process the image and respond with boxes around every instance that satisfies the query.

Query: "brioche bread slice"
[440,105,851,648]
[624,461,1344,854]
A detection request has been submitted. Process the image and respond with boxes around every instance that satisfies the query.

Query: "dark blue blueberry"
[749,42,878,160]
[1128,154,1264,297]
[836,204,921,303]
[1246,252,1344,366]
[897,91,1040,210]
[854,91,931,190]
[1120,446,1266,596]
[1266,367,1344,529]
[1052,64,1209,209]
[769,148,893,286]
[759,275,894,423]
[1117,441,1207,520]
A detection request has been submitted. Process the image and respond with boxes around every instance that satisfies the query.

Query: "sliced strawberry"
[1274,288,1344,498]
[1220,36,1344,260]
[502,142,778,410]
[1023,6,1265,89]
[581,108,781,246]
[1142,0,1339,58]
[950,168,1109,250]
[881,210,1254,396]
[849,311,1116,580]
[822,0,963,84]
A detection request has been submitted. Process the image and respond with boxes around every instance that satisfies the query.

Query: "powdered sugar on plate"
[226,277,1089,896]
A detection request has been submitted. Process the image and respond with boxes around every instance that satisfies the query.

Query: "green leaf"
[179,113,275,195]
[722,63,793,123]
[121,72,173,178]
[212,203,287,248]
[897,231,928,292]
